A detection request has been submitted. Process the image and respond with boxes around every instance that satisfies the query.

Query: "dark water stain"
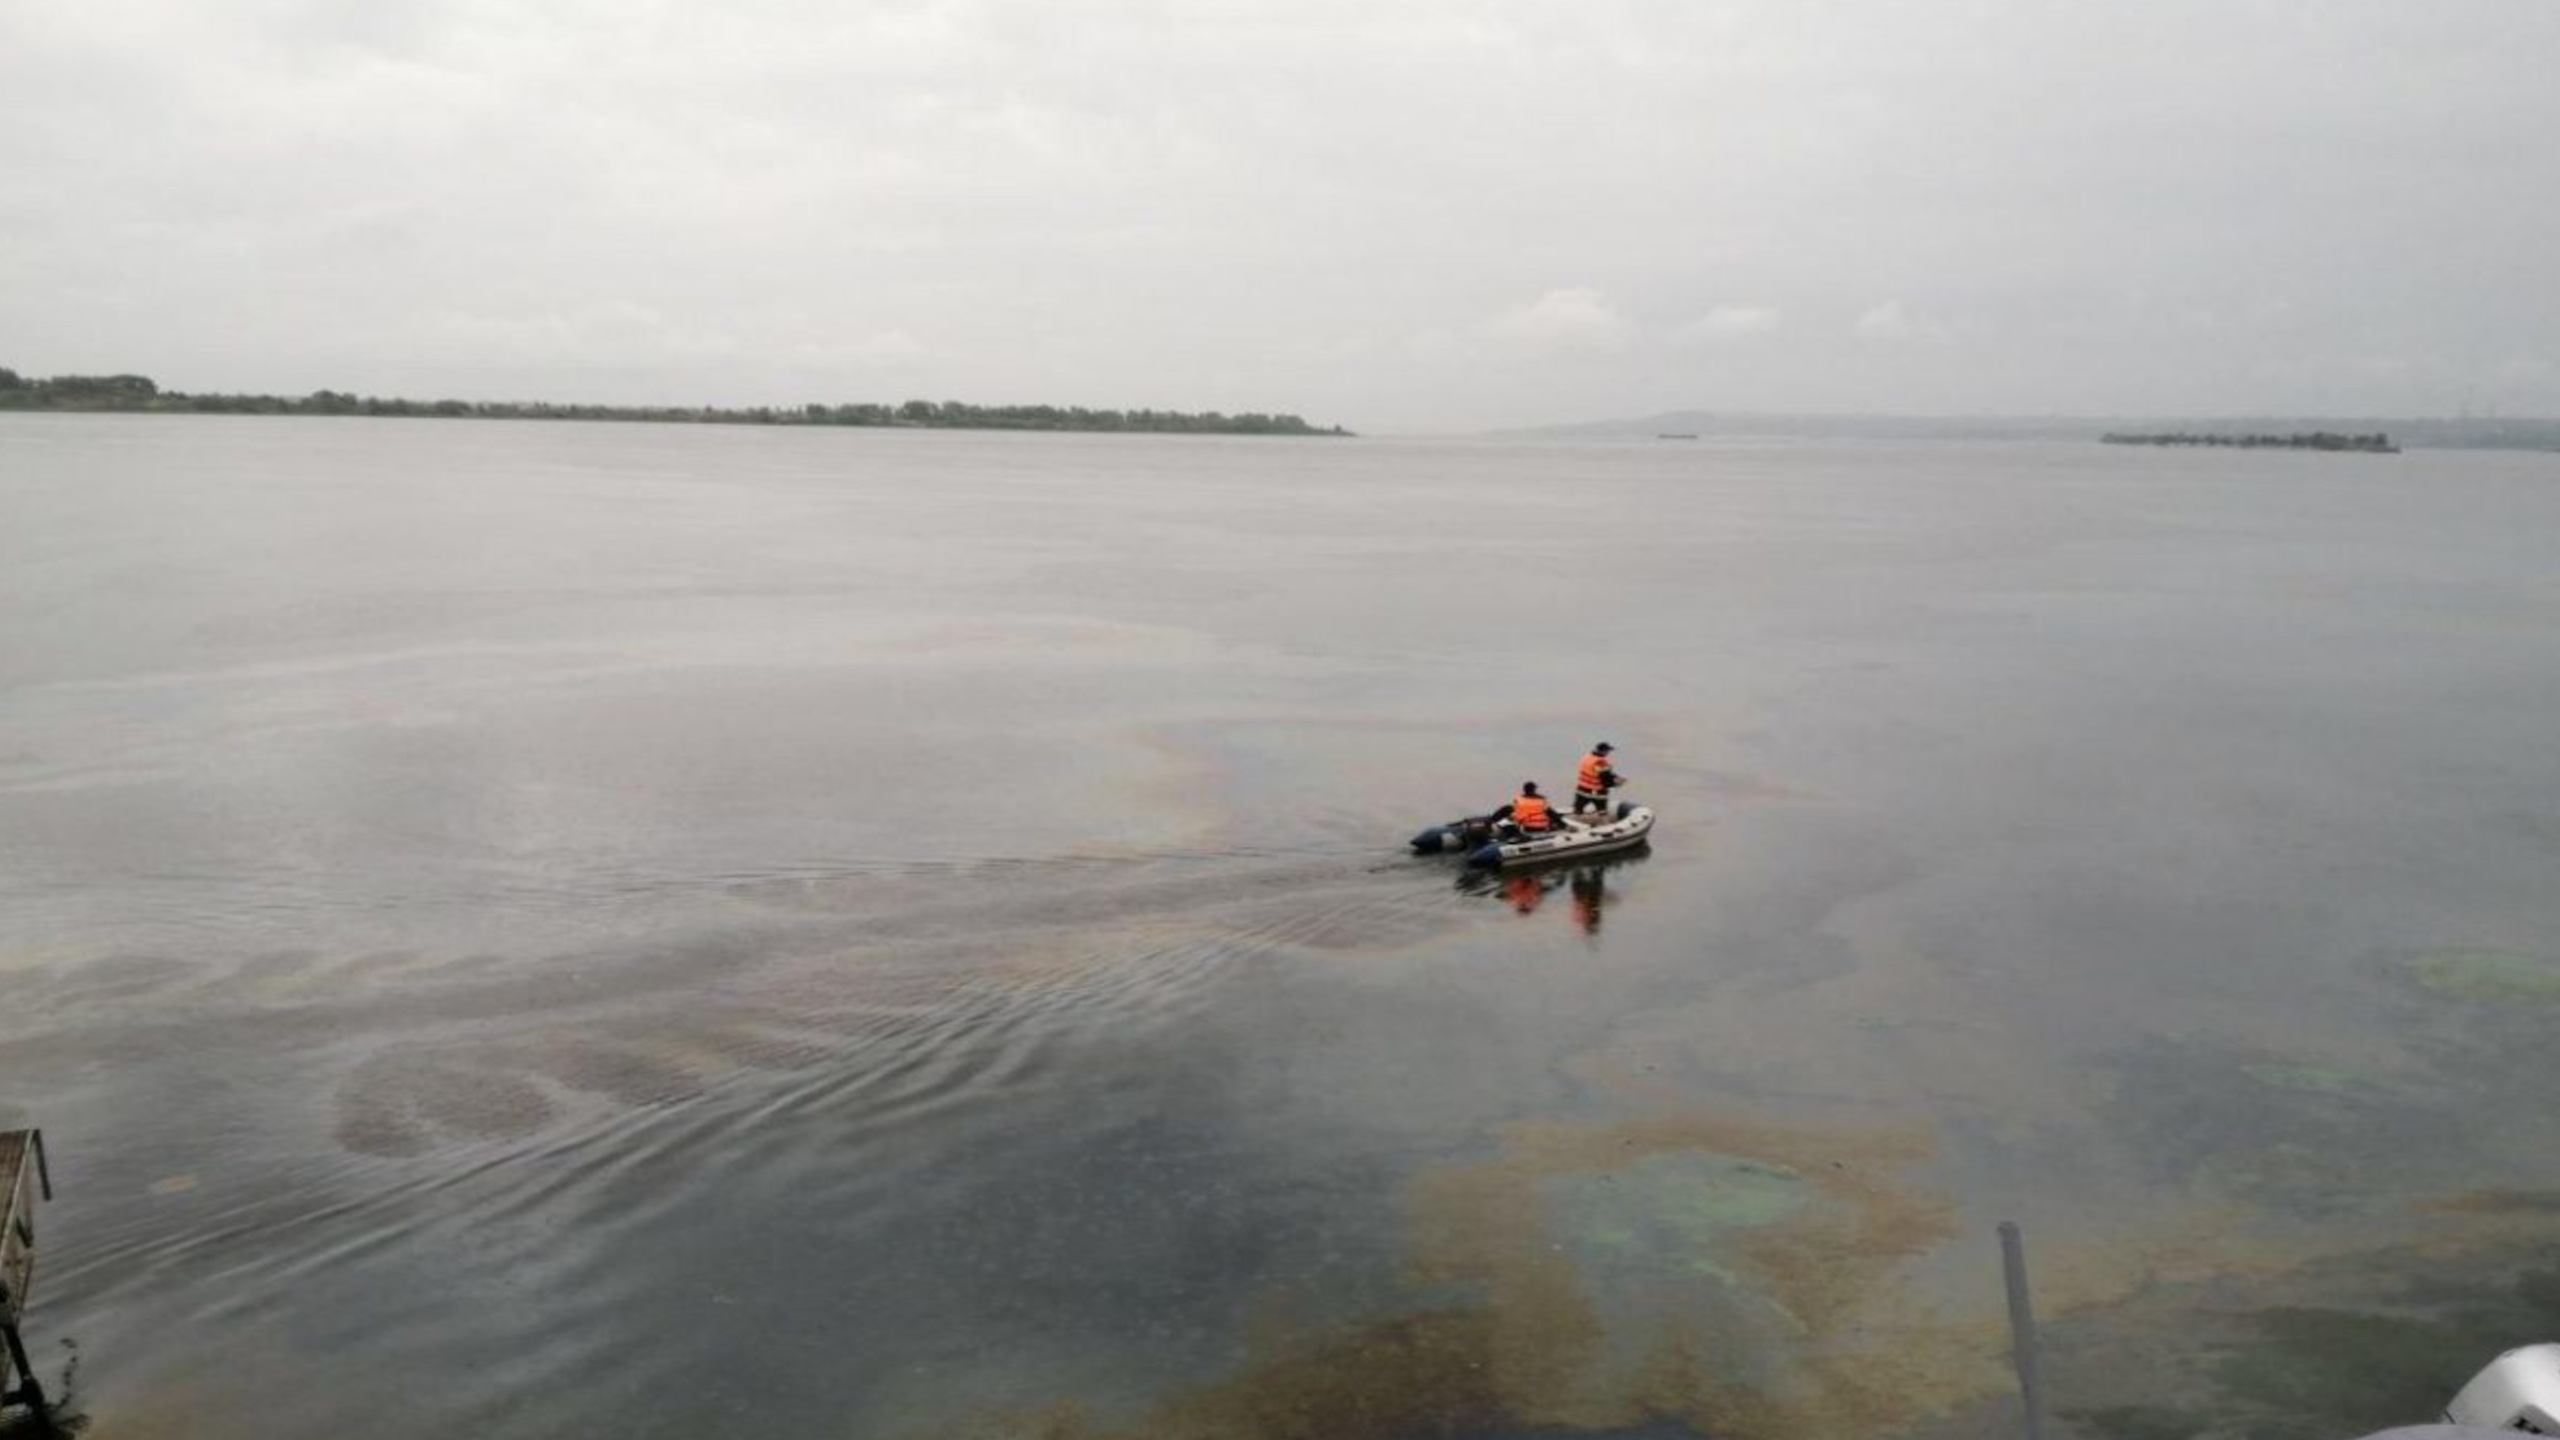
[963,1309,1727,1440]
[980,1310,1524,1440]
[2069,1405,2207,1440]
[2206,1303,2527,1438]
[332,1048,562,1157]
[2094,1036,2458,1220]
[529,1037,706,1108]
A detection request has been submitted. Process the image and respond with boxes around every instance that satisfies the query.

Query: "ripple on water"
[18,843,1479,1440]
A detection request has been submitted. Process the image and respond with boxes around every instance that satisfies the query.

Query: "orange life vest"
[1512,793,1555,830]
[1577,753,1610,794]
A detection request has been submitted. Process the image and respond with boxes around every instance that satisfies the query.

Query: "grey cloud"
[1853,301,1947,345]
[3,0,2554,429]
[1478,289,1639,357]
[1677,307,1784,344]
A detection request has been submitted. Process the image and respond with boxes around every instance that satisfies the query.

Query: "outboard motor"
[1414,816,1496,855]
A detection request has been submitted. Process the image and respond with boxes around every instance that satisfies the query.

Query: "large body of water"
[3,415,2557,1440]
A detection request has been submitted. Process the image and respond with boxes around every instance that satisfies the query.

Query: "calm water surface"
[3,415,2558,1440]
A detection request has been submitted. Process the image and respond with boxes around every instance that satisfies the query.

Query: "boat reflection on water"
[1457,847,1649,935]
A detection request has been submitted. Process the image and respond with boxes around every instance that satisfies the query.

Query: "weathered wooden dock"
[1,1129,52,1420]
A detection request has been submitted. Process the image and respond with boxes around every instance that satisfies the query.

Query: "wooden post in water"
[1999,1219,2049,1440]
[1,1128,53,1422]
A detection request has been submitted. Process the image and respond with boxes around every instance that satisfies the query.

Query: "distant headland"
[0,367,1350,437]
[2102,430,2398,453]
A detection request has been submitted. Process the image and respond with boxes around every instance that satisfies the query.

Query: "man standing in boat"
[1573,742,1622,815]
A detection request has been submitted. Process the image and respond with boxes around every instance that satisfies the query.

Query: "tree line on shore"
[2101,430,2398,453]
[0,368,1349,436]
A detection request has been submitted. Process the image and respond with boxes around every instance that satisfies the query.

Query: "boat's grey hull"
[1466,806,1654,869]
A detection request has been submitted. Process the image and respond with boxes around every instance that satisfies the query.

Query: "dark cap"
[1594,741,1615,754]
[1522,780,1541,794]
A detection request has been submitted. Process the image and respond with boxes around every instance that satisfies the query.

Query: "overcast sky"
[3,1,2554,432]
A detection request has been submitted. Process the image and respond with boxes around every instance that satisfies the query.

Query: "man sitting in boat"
[1573,741,1622,815]
[1494,781,1564,833]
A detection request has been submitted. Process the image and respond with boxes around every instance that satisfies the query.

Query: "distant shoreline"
[0,368,1352,437]
[2102,430,2399,453]
[1512,410,2560,452]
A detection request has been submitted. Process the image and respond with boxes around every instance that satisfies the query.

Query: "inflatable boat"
[1410,803,1655,870]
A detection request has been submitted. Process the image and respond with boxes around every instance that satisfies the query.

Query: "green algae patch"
[1546,1153,1812,1311]
[2210,1302,2552,1437]
[963,1113,1969,1440]
[1545,1154,1810,1295]
[2413,947,2560,1004]
[1399,1110,1970,1440]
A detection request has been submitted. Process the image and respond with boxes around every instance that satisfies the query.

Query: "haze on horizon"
[3,0,2554,435]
